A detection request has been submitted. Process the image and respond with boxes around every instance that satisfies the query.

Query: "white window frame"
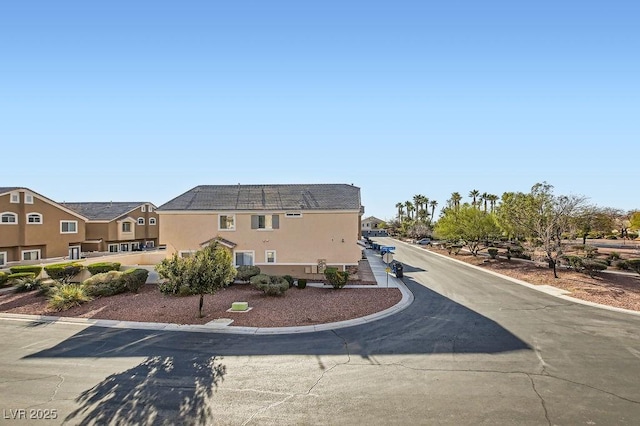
[265,250,276,263]
[148,206,153,212]
[149,217,157,225]
[145,240,155,248]
[108,244,119,253]
[285,212,302,218]
[10,192,19,203]
[179,250,197,258]
[219,214,236,231]
[1,212,18,224]
[137,217,145,225]
[0,251,7,266]
[122,222,132,232]
[120,243,130,252]
[60,220,78,234]
[131,242,140,250]
[141,205,146,212]
[234,250,255,267]
[25,194,34,204]
[27,213,43,224]
[21,249,41,261]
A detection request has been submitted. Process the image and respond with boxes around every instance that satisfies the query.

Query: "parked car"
[416,238,431,245]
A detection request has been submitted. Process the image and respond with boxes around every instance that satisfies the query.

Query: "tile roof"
[0,187,21,195]
[158,184,361,211]
[62,202,150,221]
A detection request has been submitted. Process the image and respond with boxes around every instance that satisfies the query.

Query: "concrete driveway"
[1,237,639,425]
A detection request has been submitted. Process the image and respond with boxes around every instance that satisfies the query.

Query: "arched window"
[1,212,18,224]
[27,213,43,224]
[149,218,157,225]
[137,217,145,225]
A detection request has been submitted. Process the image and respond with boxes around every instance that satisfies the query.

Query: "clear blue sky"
[2,1,638,221]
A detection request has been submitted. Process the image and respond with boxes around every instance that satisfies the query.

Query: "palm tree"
[481,192,489,212]
[451,192,462,212]
[404,201,414,220]
[469,189,480,208]
[429,200,438,224]
[488,194,499,213]
[413,194,423,221]
[396,202,405,220]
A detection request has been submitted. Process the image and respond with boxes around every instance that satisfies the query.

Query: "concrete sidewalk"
[0,250,414,335]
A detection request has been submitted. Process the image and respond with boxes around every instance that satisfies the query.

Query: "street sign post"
[382,252,394,264]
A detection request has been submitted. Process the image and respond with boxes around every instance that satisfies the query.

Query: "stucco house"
[157,184,363,278]
[63,202,160,254]
[0,187,88,266]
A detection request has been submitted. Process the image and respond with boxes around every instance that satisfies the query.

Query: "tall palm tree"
[488,194,499,213]
[396,202,405,220]
[413,194,423,221]
[481,192,489,212]
[451,192,462,211]
[404,201,414,220]
[429,200,438,224]
[469,189,480,208]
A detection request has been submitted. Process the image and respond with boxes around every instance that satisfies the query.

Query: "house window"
[235,251,254,266]
[141,205,146,212]
[10,193,19,203]
[27,213,43,224]
[145,241,155,248]
[120,243,130,252]
[0,252,7,266]
[179,250,196,258]
[251,214,279,230]
[266,250,276,263]
[285,212,302,218]
[108,244,119,253]
[25,194,34,204]
[1,212,18,224]
[137,217,145,225]
[149,218,156,225]
[149,206,153,212]
[61,221,78,233]
[22,249,40,261]
[122,222,132,232]
[219,215,235,231]
[131,242,140,250]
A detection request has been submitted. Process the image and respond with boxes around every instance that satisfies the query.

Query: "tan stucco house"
[0,187,88,266]
[157,184,364,278]
[63,202,160,254]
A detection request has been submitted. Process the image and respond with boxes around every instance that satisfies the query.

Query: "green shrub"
[487,248,498,259]
[235,265,261,283]
[614,260,629,270]
[0,271,9,286]
[121,268,148,293]
[156,253,188,295]
[82,271,126,297]
[447,244,462,255]
[8,272,36,284]
[297,278,307,289]
[13,276,45,293]
[38,280,59,296]
[48,284,92,311]
[627,259,640,275]
[87,262,121,275]
[324,267,349,289]
[608,252,621,261]
[561,255,583,272]
[282,275,294,288]
[250,274,289,296]
[582,259,608,278]
[9,265,43,277]
[44,262,84,283]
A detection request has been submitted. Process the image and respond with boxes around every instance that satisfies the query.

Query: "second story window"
[137,217,145,225]
[1,212,18,223]
[122,222,132,232]
[61,220,77,233]
[149,218,157,225]
[10,193,19,203]
[25,194,34,204]
[27,213,42,224]
[219,215,235,230]
[251,214,280,230]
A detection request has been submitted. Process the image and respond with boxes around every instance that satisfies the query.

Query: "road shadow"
[23,281,530,424]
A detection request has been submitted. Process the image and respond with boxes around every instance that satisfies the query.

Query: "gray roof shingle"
[158,184,361,211]
[63,202,149,221]
[0,187,21,195]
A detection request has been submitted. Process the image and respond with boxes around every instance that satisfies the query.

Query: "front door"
[68,246,81,260]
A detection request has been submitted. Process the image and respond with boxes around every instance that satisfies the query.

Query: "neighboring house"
[157,184,363,278]
[361,216,388,238]
[0,187,88,266]
[62,202,160,254]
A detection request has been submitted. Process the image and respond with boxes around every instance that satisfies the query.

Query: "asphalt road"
[1,237,639,425]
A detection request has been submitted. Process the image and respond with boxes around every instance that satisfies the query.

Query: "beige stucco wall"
[159,210,362,272]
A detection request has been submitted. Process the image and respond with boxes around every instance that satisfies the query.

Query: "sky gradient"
[2,1,638,221]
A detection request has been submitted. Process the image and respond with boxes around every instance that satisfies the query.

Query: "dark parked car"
[416,238,431,245]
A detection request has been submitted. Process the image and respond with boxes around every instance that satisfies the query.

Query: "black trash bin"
[392,261,403,278]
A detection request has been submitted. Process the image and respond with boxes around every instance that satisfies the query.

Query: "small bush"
[282,275,294,288]
[614,260,629,270]
[561,255,583,272]
[608,252,621,261]
[324,267,349,289]
[0,271,8,286]
[13,277,45,293]
[82,271,126,297]
[487,248,498,259]
[8,272,36,284]
[121,268,148,293]
[38,280,59,296]
[45,262,84,283]
[582,259,608,278]
[250,274,289,296]
[447,244,462,255]
[48,284,92,311]
[9,265,43,277]
[627,259,640,275]
[87,262,121,275]
[297,278,307,289]
[235,265,261,283]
